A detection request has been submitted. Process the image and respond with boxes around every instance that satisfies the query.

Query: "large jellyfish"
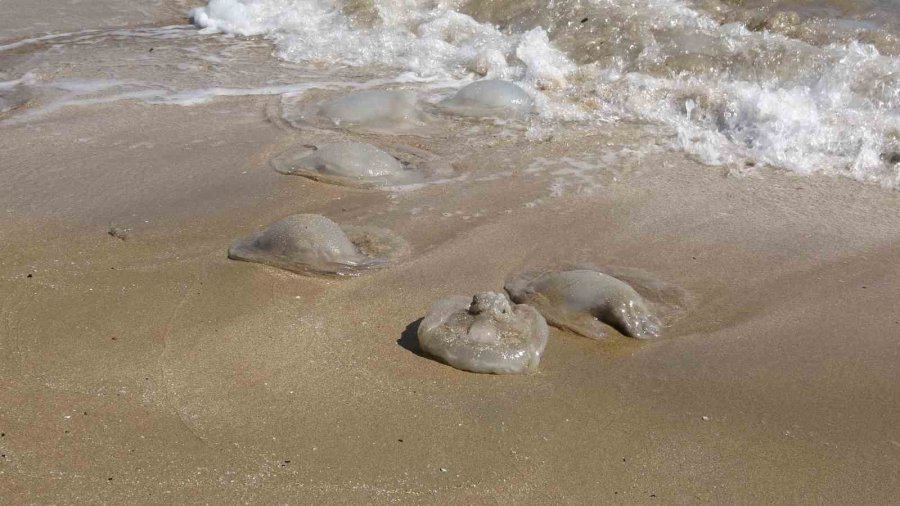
[318,90,427,133]
[271,142,423,187]
[505,267,680,339]
[417,292,548,374]
[228,214,407,276]
[438,80,534,119]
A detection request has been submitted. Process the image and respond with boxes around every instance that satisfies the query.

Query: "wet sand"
[2,4,900,505]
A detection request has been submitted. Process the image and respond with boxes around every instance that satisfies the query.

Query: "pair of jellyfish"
[273,80,534,187]
[418,268,683,375]
[317,79,535,130]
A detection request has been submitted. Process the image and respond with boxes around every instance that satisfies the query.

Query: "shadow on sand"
[396,318,428,358]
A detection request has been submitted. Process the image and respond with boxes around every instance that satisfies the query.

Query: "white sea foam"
[190,1,574,114]
[186,0,900,187]
[3,0,897,188]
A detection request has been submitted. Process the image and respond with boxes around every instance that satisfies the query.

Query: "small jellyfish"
[319,90,427,133]
[417,292,548,374]
[272,142,421,187]
[505,269,663,339]
[438,80,534,119]
[228,214,407,276]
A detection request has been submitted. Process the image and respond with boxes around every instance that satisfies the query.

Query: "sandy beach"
[2,1,899,503]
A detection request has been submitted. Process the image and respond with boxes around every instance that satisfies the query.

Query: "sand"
[2,3,899,504]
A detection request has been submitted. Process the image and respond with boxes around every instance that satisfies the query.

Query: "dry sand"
[1,3,899,504]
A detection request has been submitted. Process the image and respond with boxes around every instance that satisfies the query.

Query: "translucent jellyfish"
[271,142,422,187]
[272,140,456,188]
[228,214,407,276]
[319,90,427,133]
[438,80,534,118]
[417,292,548,374]
[506,268,673,339]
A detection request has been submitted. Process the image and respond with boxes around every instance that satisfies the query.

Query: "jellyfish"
[417,292,549,374]
[438,80,534,119]
[505,269,666,339]
[228,214,407,276]
[271,141,423,187]
[318,90,427,133]
[271,140,456,188]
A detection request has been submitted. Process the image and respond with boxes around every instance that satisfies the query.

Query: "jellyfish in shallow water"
[228,214,407,276]
[438,80,534,118]
[505,268,668,339]
[417,292,548,374]
[319,90,427,133]
[272,142,423,187]
[272,140,455,188]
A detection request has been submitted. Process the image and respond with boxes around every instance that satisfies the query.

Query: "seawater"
[187,0,900,187]
[1,0,898,188]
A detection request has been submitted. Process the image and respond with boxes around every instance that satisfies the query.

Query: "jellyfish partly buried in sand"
[505,266,690,340]
[228,214,407,276]
[318,90,428,133]
[438,80,534,119]
[271,141,423,187]
[417,292,549,374]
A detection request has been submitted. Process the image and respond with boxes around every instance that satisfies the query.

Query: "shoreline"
[2,92,899,502]
[2,1,900,502]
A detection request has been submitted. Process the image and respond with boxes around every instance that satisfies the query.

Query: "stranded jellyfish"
[272,141,455,188]
[506,268,674,339]
[271,142,422,187]
[438,80,534,118]
[319,90,427,133]
[417,292,548,374]
[228,214,407,276]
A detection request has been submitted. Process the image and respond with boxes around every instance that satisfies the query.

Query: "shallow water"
[0,0,897,192]
[172,0,900,188]
[3,3,900,501]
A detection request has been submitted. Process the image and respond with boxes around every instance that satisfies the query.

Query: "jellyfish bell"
[438,80,534,119]
[300,142,404,178]
[271,141,454,189]
[271,141,425,187]
[0,84,32,115]
[417,291,548,374]
[505,268,669,340]
[318,90,428,133]
[228,214,407,276]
